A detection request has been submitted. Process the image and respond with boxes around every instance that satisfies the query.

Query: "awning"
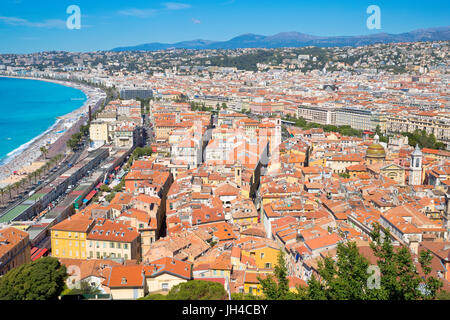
[31,248,48,261]
[84,190,97,202]
[114,166,120,171]
[96,182,103,189]
[31,247,39,256]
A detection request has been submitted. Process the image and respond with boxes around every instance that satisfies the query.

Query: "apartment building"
[0,227,31,276]
[86,219,141,261]
[386,114,450,144]
[89,121,110,145]
[297,105,336,125]
[335,107,379,131]
[50,218,95,260]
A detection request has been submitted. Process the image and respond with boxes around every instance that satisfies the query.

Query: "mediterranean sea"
[0,77,86,164]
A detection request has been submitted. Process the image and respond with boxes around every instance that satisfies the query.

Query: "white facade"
[409,145,423,186]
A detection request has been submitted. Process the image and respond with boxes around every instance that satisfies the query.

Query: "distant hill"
[111,26,450,51]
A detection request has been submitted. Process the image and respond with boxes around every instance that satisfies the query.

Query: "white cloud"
[0,16,65,28]
[191,18,201,24]
[118,3,190,18]
[163,2,192,10]
[118,8,158,17]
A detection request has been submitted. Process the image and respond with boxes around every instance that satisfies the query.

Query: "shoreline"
[0,75,106,187]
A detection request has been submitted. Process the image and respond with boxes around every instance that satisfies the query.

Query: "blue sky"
[0,0,448,53]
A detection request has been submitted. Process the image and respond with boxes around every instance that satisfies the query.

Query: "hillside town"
[0,40,449,300]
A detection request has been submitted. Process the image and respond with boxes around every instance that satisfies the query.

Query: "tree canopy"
[0,257,67,300]
[167,280,228,300]
[401,129,446,150]
[283,114,363,137]
[258,223,443,300]
[141,280,228,300]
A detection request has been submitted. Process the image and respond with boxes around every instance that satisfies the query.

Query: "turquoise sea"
[0,77,86,164]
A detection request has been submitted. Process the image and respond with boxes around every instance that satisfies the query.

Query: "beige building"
[103,257,192,299]
[143,257,192,293]
[386,113,450,145]
[89,121,110,144]
[87,219,141,261]
[297,105,336,125]
[103,265,147,300]
[0,227,31,276]
[380,163,406,184]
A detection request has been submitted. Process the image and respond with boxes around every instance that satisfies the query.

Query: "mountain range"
[111,26,450,51]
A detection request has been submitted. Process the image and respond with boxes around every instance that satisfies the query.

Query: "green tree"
[370,223,442,300]
[304,242,384,300]
[99,184,111,193]
[419,249,443,300]
[63,280,101,296]
[231,293,264,300]
[402,130,445,150]
[289,224,443,300]
[67,138,79,151]
[166,280,228,300]
[80,124,90,136]
[139,293,167,300]
[40,146,48,159]
[436,290,450,300]
[105,191,116,202]
[113,179,125,192]
[132,147,152,159]
[0,257,67,300]
[259,251,296,299]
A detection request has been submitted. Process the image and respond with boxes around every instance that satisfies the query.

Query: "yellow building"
[50,218,95,260]
[243,270,272,296]
[241,242,280,270]
[309,158,327,167]
[380,163,406,184]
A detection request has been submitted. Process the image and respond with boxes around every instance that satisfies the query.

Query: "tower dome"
[366,143,386,158]
[365,142,386,165]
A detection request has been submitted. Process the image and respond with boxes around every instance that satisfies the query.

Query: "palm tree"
[31,171,37,184]
[36,168,43,180]
[43,162,50,174]
[48,158,54,170]
[19,178,27,191]
[24,175,32,189]
[40,146,48,159]
[0,188,4,203]
[16,180,24,193]
[5,185,12,200]
[12,182,20,198]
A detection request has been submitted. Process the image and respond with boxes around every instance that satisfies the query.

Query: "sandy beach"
[0,75,106,188]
